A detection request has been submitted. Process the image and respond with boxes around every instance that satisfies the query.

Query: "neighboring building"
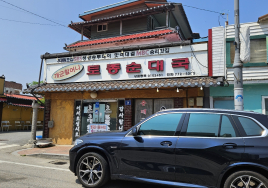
[210,14,268,114]
[25,0,225,144]
[4,81,22,95]
[0,80,44,131]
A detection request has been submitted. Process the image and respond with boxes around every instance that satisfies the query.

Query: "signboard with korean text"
[52,63,83,81]
[45,44,208,83]
[73,101,82,140]
[88,124,107,133]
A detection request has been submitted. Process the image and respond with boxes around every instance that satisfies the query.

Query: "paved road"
[0,131,168,188]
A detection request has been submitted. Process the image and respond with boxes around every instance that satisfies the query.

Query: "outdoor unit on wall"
[48,121,54,128]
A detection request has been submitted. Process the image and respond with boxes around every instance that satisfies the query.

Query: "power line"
[189,45,208,68]
[0,17,59,26]
[0,4,25,13]
[0,4,67,25]
[183,4,223,14]
[0,0,67,28]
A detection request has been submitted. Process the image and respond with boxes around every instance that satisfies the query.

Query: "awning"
[25,77,223,94]
[0,98,7,102]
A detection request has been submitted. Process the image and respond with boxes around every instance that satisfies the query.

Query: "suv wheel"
[224,171,268,188]
[76,152,109,188]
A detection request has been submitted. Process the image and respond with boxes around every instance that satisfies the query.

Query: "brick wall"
[43,99,51,138]
[124,98,133,131]
[174,98,183,108]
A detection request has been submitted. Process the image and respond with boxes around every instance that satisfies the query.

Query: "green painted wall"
[210,84,268,113]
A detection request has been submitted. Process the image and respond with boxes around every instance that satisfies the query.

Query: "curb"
[26,153,69,160]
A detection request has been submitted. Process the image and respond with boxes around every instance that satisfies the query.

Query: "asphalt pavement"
[0,130,169,188]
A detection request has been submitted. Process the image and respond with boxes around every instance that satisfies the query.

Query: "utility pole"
[233,0,244,110]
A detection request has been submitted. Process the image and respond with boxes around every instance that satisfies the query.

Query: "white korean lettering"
[119,106,124,112]
[119,119,124,125]
[119,113,124,118]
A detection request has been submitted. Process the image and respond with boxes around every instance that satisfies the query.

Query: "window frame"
[232,114,265,137]
[126,112,186,137]
[180,112,241,138]
[262,96,268,115]
[97,23,108,32]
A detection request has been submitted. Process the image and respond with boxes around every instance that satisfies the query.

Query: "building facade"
[26,0,225,145]
[210,14,268,115]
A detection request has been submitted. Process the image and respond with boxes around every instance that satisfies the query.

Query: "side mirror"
[132,127,138,136]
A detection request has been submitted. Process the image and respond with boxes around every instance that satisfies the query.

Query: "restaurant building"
[25,0,225,145]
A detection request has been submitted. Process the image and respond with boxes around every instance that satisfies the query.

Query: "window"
[262,96,268,115]
[138,113,182,136]
[238,116,263,136]
[220,115,236,137]
[212,97,234,110]
[97,24,107,32]
[230,38,267,63]
[186,113,220,137]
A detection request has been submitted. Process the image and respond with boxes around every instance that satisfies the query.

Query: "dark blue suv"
[69,108,268,188]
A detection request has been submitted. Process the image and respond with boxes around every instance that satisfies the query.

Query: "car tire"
[76,152,109,188]
[224,170,268,188]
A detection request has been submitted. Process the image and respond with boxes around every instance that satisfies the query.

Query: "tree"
[28,81,43,86]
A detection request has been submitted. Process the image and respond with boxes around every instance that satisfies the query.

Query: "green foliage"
[29,81,43,86]
[38,97,45,105]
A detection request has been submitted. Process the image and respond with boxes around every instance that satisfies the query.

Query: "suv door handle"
[160,141,172,147]
[223,143,237,149]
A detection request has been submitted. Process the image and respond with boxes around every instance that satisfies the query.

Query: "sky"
[0,0,267,91]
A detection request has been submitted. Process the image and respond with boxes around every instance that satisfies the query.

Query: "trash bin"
[36,135,42,140]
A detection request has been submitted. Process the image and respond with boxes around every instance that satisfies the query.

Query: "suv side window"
[138,113,182,136]
[186,113,220,137]
[237,116,263,136]
[220,115,236,137]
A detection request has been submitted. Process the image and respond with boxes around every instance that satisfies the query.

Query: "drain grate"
[0,139,8,141]
[49,160,67,165]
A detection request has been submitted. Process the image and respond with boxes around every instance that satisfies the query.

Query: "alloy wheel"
[231,175,267,188]
[79,156,103,186]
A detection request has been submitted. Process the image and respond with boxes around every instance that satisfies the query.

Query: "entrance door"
[135,99,153,124]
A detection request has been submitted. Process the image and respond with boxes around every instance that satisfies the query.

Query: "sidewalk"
[15,145,73,160]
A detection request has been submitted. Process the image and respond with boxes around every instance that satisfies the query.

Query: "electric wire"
[0,0,67,28]
[190,45,208,68]
[0,17,58,26]
[182,4,223,14]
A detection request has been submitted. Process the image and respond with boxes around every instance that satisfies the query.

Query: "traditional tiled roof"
[25,77,221,94]
[66,29,177,49]
[5,93,41,101]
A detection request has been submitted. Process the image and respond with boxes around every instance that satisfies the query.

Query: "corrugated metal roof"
[10,103,44,109]
[25,77,221,94]
[0,98,7,102]
[5,93,41,101]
